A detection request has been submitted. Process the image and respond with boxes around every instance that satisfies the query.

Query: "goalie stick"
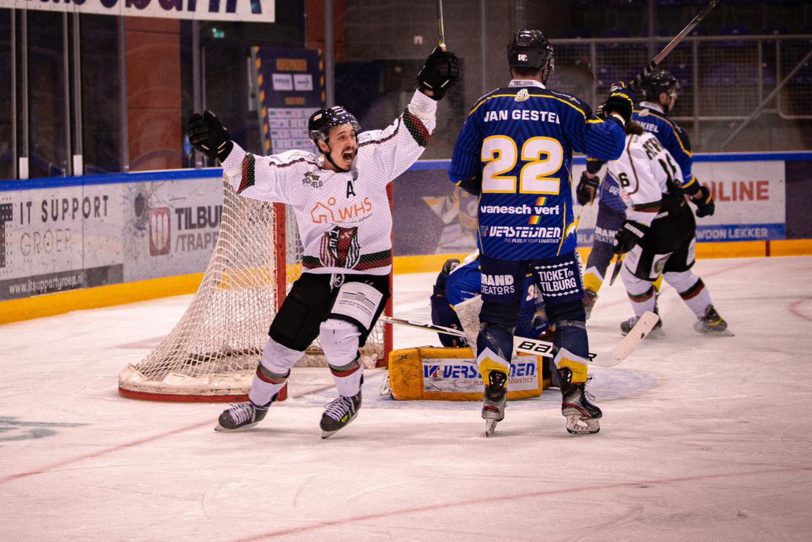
[380,312,660,368]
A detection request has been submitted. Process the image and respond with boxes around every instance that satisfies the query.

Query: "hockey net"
[118,178,392,402]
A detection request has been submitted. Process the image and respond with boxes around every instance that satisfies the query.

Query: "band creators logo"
[481,273,515,296]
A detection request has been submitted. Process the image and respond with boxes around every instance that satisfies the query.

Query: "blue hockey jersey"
[633,101,698,194]
[449,80,625,260]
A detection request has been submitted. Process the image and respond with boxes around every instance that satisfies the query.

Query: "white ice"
[1,256,812,541]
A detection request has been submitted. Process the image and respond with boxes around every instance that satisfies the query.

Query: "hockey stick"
[629,0,720,89]
[608,253,623,286]
[436,0,446,50]
[380,313,660,368]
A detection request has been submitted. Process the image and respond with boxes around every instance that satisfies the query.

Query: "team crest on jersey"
[302,171,322,188]
[320,225,361,268]
[515,88,530,102]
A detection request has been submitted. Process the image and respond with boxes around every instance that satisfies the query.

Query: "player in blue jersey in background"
[577,69,715,324]
[448,29,629,436]
[430,252,550,347]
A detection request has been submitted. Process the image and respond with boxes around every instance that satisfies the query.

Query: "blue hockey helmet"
[507,29,555,75]
[308,106,361,145]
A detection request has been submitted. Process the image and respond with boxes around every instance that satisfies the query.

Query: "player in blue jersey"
[430,252,550,347]
[577,69,715,323]
[576,158,630,319]
[448,29,629,436]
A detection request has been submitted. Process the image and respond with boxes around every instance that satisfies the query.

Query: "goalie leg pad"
[320,318,362,367]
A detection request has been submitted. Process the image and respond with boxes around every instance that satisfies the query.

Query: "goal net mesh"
[118,179,390,401]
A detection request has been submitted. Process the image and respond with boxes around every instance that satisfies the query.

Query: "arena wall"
[1,152,810,323]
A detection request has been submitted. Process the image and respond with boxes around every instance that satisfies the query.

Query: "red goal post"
[118,179,392,402]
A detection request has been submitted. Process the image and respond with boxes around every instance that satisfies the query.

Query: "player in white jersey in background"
[187,48,459,437]
[608,118,731,337]
[577,69,715,321]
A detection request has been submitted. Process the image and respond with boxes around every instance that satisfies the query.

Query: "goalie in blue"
[448,29,628,436]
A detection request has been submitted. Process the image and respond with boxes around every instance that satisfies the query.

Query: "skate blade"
[565,415,600,435]
[696,327,735,337]
[320,413,359,439]
[214,421,258,432]
[485,419,499,437]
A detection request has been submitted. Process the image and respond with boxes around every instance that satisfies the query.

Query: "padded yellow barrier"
[388,346,546,401]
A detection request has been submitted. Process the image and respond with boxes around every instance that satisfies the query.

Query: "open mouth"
[341,150,355,162]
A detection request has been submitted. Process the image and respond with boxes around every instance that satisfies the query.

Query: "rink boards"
[1,151,811,321]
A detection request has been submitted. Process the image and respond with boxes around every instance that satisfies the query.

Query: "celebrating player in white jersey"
[187,48,459,437]
[608,121,731,337]
[448,29,628,436]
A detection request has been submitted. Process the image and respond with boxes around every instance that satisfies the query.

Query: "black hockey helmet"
[638,69,680,101]
[507,29,555,75]
[308,106,361,145]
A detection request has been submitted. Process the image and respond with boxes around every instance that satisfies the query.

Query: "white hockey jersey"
[606,130,684,227]
[221,90,437,276]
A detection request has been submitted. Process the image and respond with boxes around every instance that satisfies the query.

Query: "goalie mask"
[308,106,361,146]
[507,29,555,82]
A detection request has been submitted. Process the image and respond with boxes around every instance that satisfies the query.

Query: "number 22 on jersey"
[481,136,564,195]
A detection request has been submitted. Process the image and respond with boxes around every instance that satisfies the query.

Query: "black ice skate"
[559,368,602,435]
[621,313,664,338]
[320,389,362,439]
[216,400,271,432]
[482,371,508,437]
[695,305,733,336]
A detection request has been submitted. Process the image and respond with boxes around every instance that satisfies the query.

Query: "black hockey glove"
[417,47,460,101]
[601,82,635,127]
[576,171,600,206]
[692,184,715,218]
[613,220,649,255]
[188,110,233,162]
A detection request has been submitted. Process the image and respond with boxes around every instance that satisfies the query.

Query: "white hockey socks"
[248,338,301,406]
[330,362,364,397]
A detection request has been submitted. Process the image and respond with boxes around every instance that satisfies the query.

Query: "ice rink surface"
[2,256,812,541]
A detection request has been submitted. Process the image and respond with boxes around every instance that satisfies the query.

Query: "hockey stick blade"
[608,253,623,286]
[599,310,660,367]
